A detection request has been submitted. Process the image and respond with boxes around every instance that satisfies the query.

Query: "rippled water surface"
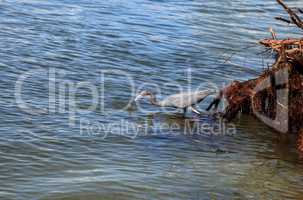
[1,0,303,199]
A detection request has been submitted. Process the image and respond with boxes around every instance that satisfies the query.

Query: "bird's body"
[158,91,211,108]
[135,90,214,115]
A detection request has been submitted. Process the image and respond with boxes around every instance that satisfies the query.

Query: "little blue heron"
[135,90,214,115]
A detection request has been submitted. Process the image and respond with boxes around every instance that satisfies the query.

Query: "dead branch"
[269,27,277,39]
[259,39,303,53]
[276,0,303,30]
[275,16,292,24]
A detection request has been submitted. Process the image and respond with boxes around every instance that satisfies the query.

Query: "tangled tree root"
[207,0,303,137]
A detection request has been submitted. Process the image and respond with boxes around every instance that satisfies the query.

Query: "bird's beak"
[135,94,143,102]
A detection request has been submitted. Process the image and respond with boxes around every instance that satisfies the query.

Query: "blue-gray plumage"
[135,90,214,114]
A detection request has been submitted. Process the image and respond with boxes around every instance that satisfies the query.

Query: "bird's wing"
[161,90,213,108]
[158,95,180,107]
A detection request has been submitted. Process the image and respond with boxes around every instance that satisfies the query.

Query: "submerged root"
[207,0,303,153]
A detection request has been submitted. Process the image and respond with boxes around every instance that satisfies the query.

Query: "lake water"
[0,0,303,199]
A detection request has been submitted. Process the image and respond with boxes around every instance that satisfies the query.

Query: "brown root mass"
[207,0,303,152]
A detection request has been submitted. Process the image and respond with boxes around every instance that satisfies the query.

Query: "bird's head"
[135,90,153,102]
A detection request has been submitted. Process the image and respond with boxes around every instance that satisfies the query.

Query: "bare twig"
[276,0,303,30]
[275,16,292,24]
[269,27,277,40]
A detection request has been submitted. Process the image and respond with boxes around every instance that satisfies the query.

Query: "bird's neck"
[149,94,160,106]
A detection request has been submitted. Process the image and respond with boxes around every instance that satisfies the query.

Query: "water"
[0,0,303,199]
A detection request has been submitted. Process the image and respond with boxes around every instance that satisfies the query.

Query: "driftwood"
[207,0,303,151]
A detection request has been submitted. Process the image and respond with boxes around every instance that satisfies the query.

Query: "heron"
[134,90,214,115]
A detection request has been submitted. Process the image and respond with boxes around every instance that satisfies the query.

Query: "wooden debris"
[207,0,303,141]
[276,0,303,29]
